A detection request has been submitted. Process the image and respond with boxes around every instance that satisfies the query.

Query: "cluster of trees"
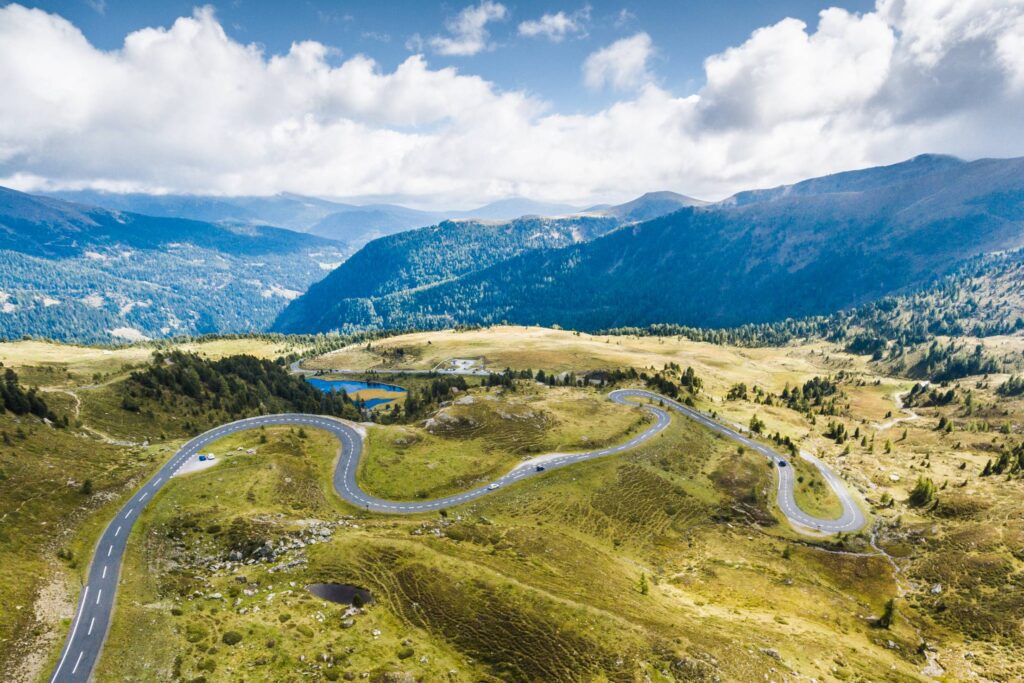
[767,430,798,456]
[726,383,749,401]
[912,342,1000,382]
[784,376,839,408]
[904,382,958,407]
[639,366,701,403]
[997,375,1024,397]
[727,376,843,417]
[749,414,766,434]
[604,320,834,348]
[823,419,856,446]
[402,376,471,420]
[678,366,702,393]
[0,366,61,424]
[124,351,361,421]
[484,370,516,389]
[981,443,1023,477]
[584,368,641,385]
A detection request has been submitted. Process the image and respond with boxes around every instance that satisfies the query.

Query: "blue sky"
[2,1,1023,206]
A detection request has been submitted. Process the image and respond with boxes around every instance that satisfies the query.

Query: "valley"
[2,326,1023,681]
[6,2,1024,680]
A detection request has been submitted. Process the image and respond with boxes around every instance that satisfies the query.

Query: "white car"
[487,482,501,491]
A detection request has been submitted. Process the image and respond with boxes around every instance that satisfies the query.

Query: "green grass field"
[3,329,1024,681]
[358,384,651,500]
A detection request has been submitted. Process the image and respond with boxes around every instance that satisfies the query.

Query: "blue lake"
[306,377,407,408]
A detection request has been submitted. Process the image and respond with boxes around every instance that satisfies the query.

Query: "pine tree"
[876,598,896,628]
[908,477,936,507]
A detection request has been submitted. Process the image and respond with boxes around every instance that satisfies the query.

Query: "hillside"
[285,155,1024,334]
[0,188,345,343]
[273,215,620,333]
[6,329,1022,681]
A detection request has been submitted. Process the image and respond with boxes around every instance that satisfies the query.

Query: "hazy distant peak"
[583,190,707,222]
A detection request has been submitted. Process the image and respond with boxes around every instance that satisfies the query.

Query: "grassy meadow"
[1,327,1023,681]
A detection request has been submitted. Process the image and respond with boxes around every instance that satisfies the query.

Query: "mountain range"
[9,155,1023,342]
[273,155,1024,334]
[0,188,344,342]
[44,191,595,248]
[1,185,698,342]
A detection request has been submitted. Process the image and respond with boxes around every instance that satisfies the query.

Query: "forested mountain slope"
[284,155,1024,333]
[0,188,344,342]
[273,215,619,333]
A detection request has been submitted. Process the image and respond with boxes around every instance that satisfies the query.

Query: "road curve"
[613,390,865,535]
[50,389,862,682]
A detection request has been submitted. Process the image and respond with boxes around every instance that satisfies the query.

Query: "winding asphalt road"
[50,389,863,682]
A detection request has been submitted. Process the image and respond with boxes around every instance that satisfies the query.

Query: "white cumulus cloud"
[582,32,654,92]
[1,1,1024,206]
[429,1,507,56]
[518,6,590,42]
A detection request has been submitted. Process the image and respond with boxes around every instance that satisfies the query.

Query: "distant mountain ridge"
[585,191,706,222]
[44,190,693,248]
[0,187,344,342]
[44,189,437,247]
[274,155,1024,334]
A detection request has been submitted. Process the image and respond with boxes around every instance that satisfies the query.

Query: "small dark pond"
[307,582,374,605]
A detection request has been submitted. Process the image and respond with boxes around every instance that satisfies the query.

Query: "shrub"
[875,598,896,628]
[908,477,936,507]
[221,631,243,646]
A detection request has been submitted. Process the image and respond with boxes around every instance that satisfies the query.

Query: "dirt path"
[874,386,925,432]
[40,387,82,419]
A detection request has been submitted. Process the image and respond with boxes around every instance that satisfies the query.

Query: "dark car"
[778,460,788,467]
[535,465,546,472]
